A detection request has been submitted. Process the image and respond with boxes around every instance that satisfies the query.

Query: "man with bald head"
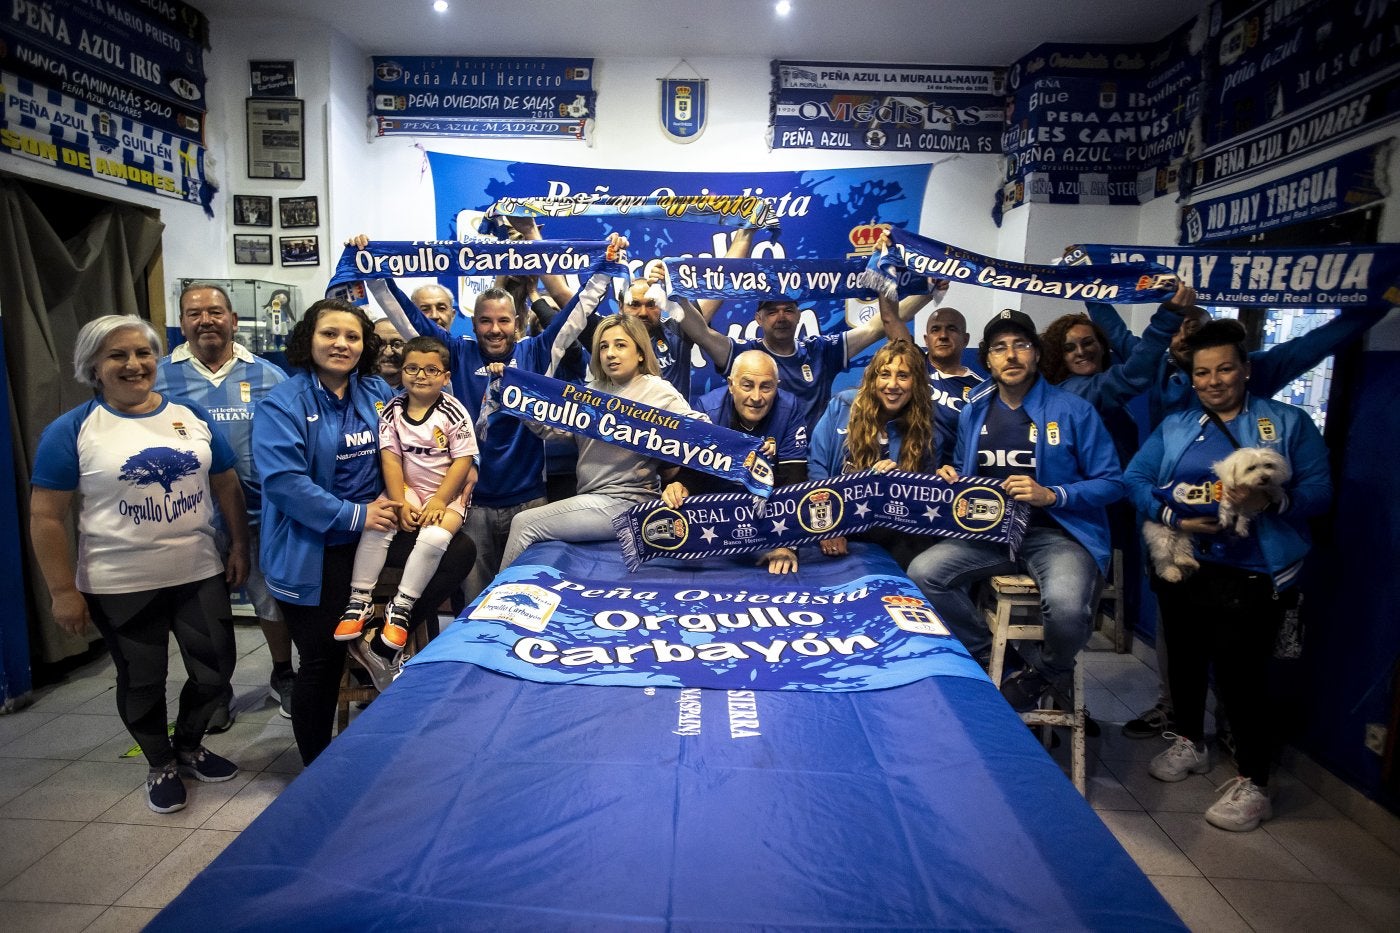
[923,306,984,464]
[663,349,809,573]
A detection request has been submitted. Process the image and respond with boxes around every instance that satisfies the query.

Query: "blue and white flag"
[444,541,982,691]
[1067,243,1400,308]
[1,72,210,211]
[866,227,1177,304]
[613,470,1029,571]
[1180,142,1390,245]
[660,78,706,143]
[483,193,779,231]
[496,368,774,498]
[328,237,615,287]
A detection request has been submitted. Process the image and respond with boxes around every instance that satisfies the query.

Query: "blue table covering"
[153,543,1183,931]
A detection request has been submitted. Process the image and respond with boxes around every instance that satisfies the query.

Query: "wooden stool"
[980,574,1088,795]
[335,644,378,735]
[1095,548,1129,653]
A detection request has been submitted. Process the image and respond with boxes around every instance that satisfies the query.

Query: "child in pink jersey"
[336,336,477,655]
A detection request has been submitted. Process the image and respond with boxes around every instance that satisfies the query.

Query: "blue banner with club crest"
[370,56,594,139]
[1067,242,1400,307]
[613,470,1029,571]
[1179,141,1390,245]
[1,71,210,210]
[868,227,1178,304]
[496,368,775,498]
[660,77,706,142]
[428,540,984,691]
[771,59,1006,154]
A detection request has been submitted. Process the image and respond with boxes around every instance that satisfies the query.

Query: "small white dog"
[1143,447,1291,582]
[1214,446,1291,536]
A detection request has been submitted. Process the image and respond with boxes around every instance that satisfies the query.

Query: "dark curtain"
[0,175,164,664]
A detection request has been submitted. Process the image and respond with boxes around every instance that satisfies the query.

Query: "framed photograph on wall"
[247,98,305,179]
[279,196,319,228]
[232,194,273,227]
[250,60,296,97]
[280,235,320,266]
[233,234,273,265]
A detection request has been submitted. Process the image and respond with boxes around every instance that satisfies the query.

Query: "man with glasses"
[155,283,292,723]
[373,318,405,390]
[906,309,1123,712]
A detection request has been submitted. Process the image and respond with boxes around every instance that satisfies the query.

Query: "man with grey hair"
[155,282,292,723]
[411,283,459,332]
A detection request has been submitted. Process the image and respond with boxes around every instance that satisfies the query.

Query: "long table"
[153,542,1183,931]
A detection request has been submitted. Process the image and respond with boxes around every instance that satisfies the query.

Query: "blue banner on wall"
[1185,70,1400,196]
[0,1,206,111]
[1069,242,1400,308]
[1179,142,1390,245]
[771,60,1006,154]
[1204,0,1400,151]
[370,56,594,134]
[425,153,932,399]
[375,116,586,139]
[1,71,210,211]
[997,20,1205,220]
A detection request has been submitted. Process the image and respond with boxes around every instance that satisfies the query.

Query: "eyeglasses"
[401,364,444,377]
[987,339,1035,357]
[627,299,659,309]
[382,338,405,349]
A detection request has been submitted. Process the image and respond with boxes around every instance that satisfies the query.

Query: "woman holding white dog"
[1124,318,1331,832]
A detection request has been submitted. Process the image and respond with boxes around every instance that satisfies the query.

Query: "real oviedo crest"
[660,78,707,143]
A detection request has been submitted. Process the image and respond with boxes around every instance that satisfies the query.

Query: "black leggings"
[1154,562,1285,785]
[278,529,476,765]
[84,575,235,769]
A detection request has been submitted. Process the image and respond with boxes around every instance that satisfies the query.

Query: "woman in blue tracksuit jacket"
[255,298,473,764]
[808,340,940,567]
[1124,318,1330,832]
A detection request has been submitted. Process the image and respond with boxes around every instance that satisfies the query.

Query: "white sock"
[396,524,453,601]
[350,526,396,593]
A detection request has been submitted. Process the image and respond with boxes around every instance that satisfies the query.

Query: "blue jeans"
[500,494,633,568]
[463,496,548,600]
[906,525,1103,686]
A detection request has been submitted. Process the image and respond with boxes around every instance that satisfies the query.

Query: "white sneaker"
[1148,733,1213,782]
[1206,775,1272,832]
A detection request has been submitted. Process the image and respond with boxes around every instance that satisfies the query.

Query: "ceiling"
[196,0,1206,64]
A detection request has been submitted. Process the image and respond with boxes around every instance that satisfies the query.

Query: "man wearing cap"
[906,309,1124,712]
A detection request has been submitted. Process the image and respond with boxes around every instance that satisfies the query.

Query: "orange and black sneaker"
[334,599,374,641]
[381,602,411,650]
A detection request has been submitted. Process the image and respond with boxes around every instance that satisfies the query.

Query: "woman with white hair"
[30,314,249,814]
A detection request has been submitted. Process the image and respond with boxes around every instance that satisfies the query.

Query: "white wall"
[5,11,1394,349]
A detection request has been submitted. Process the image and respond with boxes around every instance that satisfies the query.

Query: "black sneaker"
[146,763,187,813]
[206,686,235,734]
[1000,669,1052,713]
[177,745,239,783]
[1122,703,1174,739]
[269,669,295,719]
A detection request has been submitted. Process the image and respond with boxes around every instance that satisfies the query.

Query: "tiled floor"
[1,625,1398,932]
